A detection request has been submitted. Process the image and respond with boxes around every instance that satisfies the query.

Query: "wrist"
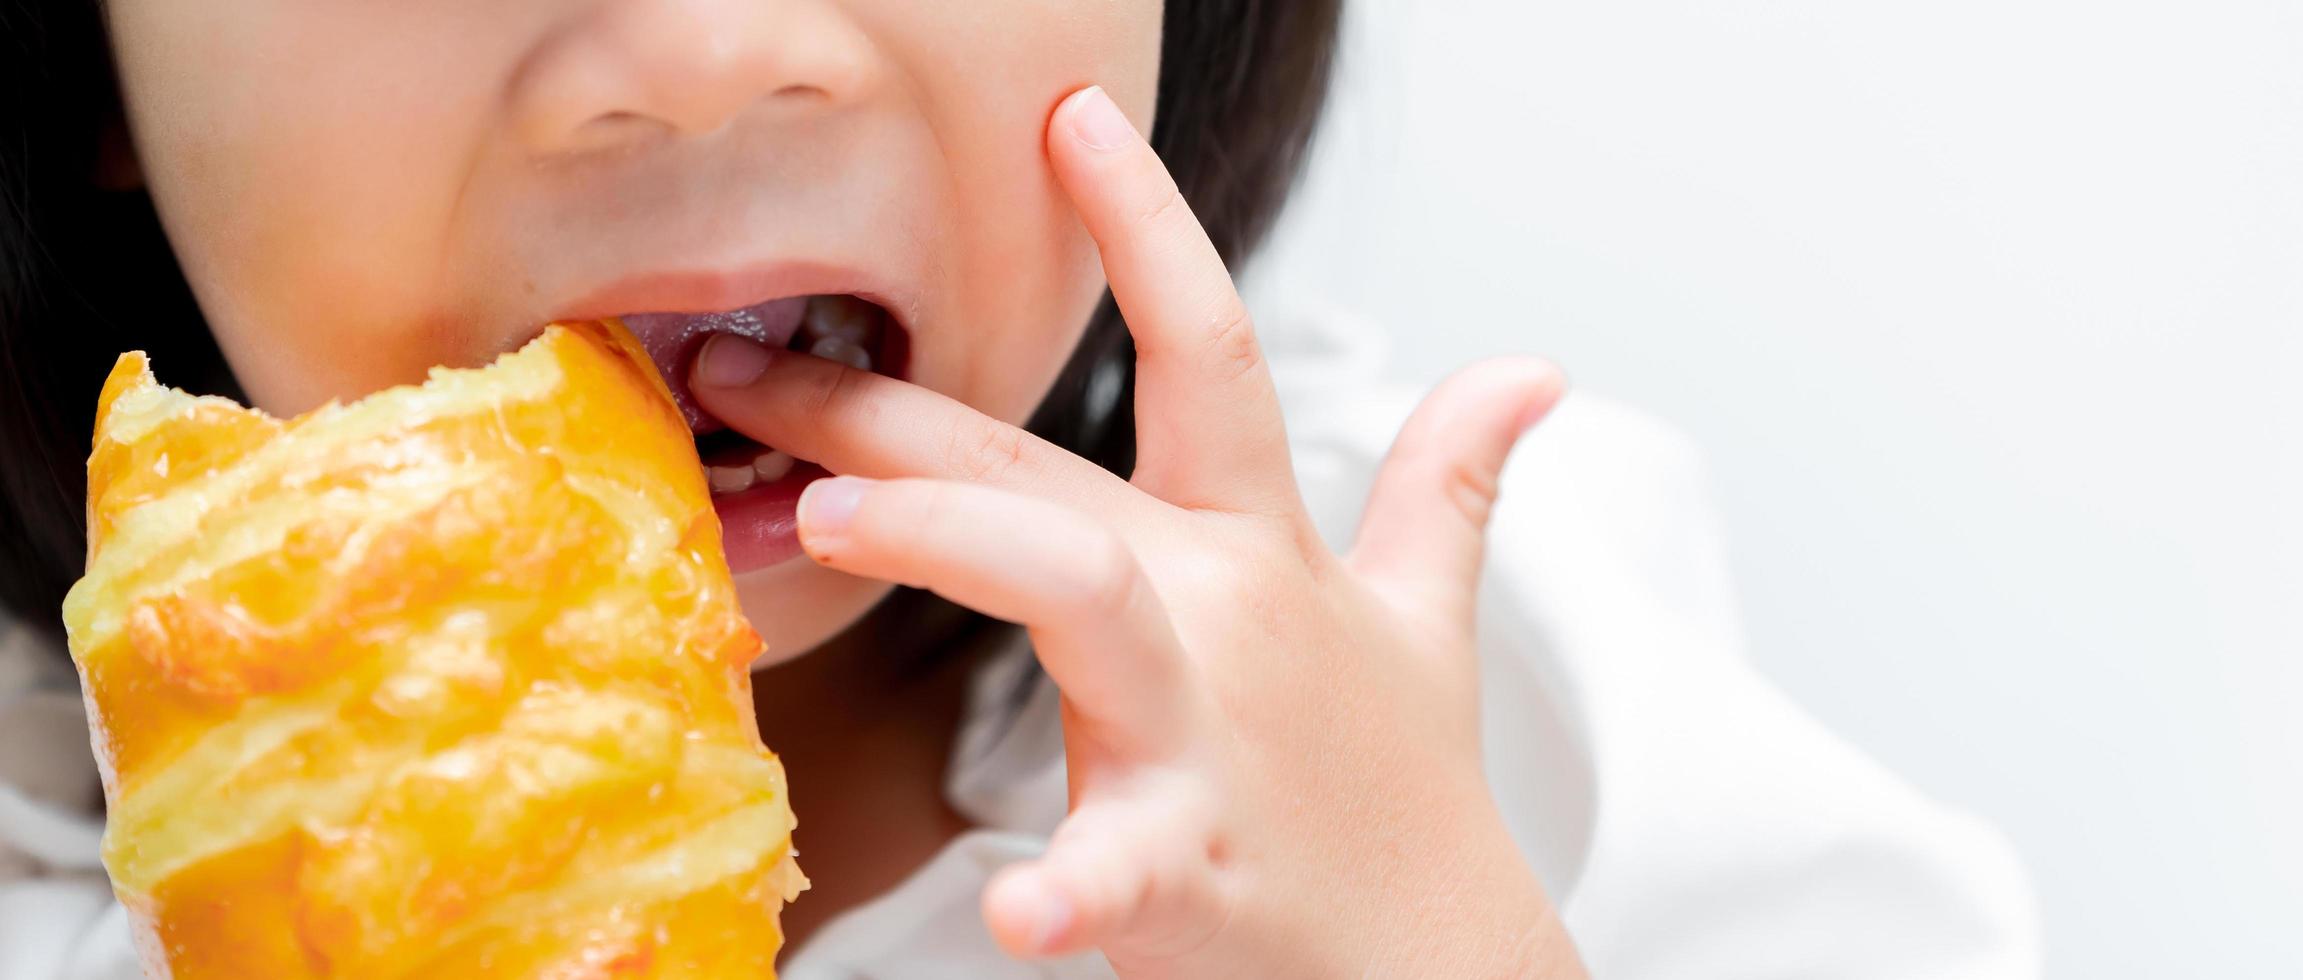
[1373,804,1585,978]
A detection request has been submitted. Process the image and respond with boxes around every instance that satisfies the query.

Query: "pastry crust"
[62,321,804,977]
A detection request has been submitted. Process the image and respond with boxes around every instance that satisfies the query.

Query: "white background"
[1245,0,2302,976]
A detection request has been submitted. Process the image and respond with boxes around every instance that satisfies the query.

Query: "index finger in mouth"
[687,334,1134,510]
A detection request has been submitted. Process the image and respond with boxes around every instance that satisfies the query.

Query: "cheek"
[106,1,526,417]
[860,0,1164,428]
[738,0,1162,648]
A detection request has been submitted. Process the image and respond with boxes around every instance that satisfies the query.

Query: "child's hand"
[694,86,1584,978]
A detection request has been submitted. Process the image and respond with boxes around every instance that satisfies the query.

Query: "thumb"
[1348,357,1565,625]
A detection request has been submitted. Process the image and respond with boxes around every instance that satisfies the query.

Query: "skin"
[103,1,1585,974]
[107,0,1154,658]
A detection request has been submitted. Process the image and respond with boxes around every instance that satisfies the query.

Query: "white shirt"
[0,314,2038,978]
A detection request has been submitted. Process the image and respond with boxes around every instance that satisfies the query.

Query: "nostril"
[564,110,674,154]
[509,0,884,155]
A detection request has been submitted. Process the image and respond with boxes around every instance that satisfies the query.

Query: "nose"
[510,0,878,155]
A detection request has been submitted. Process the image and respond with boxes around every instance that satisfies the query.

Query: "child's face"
[106,1,1163,661]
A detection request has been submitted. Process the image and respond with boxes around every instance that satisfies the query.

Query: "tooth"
[708,465,757,494]
[809,336,873,372]
[804,296,877,344]
[752,450,795,483]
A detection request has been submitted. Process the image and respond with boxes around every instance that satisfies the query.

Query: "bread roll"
[61,321,805,977]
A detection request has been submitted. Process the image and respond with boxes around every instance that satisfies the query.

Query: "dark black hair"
[0,0,1342,648]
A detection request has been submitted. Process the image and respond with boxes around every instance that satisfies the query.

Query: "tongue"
[624,298,807,434]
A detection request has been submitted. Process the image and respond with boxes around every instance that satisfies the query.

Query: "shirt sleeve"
[1475,394,2042,979]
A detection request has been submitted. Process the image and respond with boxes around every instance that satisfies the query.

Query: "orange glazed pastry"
[60,321,805,977]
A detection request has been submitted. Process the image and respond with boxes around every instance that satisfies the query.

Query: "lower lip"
[712,462,831,574]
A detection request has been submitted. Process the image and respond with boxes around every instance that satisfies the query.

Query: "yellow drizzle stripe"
[100,674,370,895]
[68,464,503,661]
[422,800,799,961]
[64,342,563,648]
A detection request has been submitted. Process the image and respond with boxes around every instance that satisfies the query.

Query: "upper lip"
[552,258,913,335]
[538,259,913,437]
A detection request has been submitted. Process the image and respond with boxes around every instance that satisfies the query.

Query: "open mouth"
[620,294,910,573]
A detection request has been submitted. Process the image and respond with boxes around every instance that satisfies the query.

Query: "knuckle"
[1129,835,1229,959]
[950,420,1035,485]
[1133,185,1191,232]
[1063,525,1144,619]
[1198,300,1263,385]
[1440,454,1503,530]
[801,359,876,426]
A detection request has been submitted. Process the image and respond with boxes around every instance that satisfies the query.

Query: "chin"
[733,561,897,671]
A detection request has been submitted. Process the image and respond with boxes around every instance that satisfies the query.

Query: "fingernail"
[800,476,871,535]
[694,333,774,388]
[1068,86,1137,152]
[1013,875,1074,952]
